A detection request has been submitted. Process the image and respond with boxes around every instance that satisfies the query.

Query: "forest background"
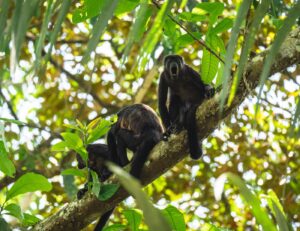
[0,0,300,230]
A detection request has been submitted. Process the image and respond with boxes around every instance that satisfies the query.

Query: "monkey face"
[164,55,184,79]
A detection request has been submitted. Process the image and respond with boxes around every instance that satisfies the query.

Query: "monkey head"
[77,144,110,178]
[163,55,184,79]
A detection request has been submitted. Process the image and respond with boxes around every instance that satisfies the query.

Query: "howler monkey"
[84,104,163,231]
[76,144,112,199]
[158,54,215,159]
[77,144,112,182]
[107,103,164,178]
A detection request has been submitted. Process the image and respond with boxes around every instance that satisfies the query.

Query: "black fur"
[158,54,215,159]
[108,103,163,178]
[76,144,112,199]
[94,104,164,230]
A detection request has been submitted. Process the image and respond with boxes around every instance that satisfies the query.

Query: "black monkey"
[158,54,215,159]
[107,103,164,178]
[76,144,112,198]
[77,144,112,182]
[93,104,164,231]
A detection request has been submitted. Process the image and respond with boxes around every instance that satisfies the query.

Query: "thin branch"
[151,0,224,64]
[0,88,19,120]
[260,97,292,115]
[134,67,159,103]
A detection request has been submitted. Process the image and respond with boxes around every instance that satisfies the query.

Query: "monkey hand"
[162,124,183,140]
[204,86,215,99]
[77,184,88,199]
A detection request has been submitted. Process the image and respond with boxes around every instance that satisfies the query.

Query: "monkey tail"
[187,130,203,159]
[94,208,114,231]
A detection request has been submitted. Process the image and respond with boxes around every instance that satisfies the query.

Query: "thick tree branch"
[32,27,300,231]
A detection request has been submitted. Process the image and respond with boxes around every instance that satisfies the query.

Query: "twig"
[151,0,224,64]
[0,88,19,120]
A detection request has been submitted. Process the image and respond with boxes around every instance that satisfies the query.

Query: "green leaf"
[51,141,68,152]
[10,0,39,74]
[87,119,111,144]
[107,162,171,231]
[162,205,185,231]
[178,12,206,22]
[60,132,88,162]
[91,170,101,197]
[35,0,54,69]
[0,117,25,125]
[194,2,224,25]
[22,213,40,226]
[102,224,127,231]
[201,34,224,83]
[61,168,86,178]
[6,173,52,201]
[63,123,83,132]
[0,0,10,51]
[138,0,174,71]
[0,218,11,231]
[176,32,201,49]
[124,209,142,231]
[87,117,102,130]
[4,203,24,221]
[272,200,290,231]
[219,0,252,111]
[86,0,105,20]
[291,96,300,133]
[61,132,83,150]
[76,119,86,130]
[0,140,16,177]
[98,183,119,201]
[45,0,72,61]
[63,175,77,199]
[195,2,224,15]
[230,0,270,104]
[211,18,233,34]
[82,0,119,63]
[214,173,276,231]
[122,2,153,63]
[215,62,224,87]
[76,147,88,163]
[163,18,177,37]
[257,1,300,105]
[72,0,105,23]
[263,190,292,231]
[115,0,140,16]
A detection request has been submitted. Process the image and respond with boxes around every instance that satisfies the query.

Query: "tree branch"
[32,27,300,231]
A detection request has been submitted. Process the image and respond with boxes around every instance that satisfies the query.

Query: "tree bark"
[32,27,300,231]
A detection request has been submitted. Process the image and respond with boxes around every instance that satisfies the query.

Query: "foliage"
[0,0,299,230]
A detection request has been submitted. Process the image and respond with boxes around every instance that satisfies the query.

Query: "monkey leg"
[185,105,203,159]
[130,130,161,178]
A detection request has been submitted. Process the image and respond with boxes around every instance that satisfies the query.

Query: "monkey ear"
[180,56,184,64]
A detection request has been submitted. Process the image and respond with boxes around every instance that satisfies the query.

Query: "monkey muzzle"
[170,62,179,78]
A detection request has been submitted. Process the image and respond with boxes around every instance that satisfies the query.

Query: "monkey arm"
[158,74,170,128]
[107,128,120,164]
[186,65,215,98]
